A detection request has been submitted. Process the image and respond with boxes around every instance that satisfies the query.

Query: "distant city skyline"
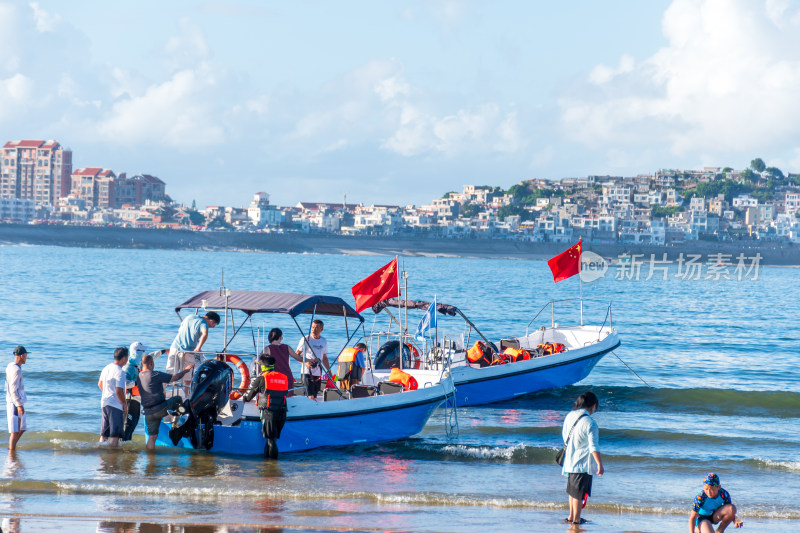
[3,0,800,208]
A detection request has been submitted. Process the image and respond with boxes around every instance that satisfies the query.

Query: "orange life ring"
[405,343,421,369]
[220,354,251,400]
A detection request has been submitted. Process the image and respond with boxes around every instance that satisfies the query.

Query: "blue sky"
[3,0,800,208]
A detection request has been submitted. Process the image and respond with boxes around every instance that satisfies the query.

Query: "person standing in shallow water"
[5,346,28,451]
[561,391,604,526]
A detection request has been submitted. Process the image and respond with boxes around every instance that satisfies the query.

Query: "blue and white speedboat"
[363,298,620,407]
[153,290,454,455]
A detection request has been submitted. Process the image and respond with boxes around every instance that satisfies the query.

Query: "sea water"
[0,244,798,532]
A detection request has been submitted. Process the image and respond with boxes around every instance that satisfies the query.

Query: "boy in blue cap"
[689,473,743,532]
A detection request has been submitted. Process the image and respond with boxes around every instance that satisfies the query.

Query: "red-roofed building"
[71,169,167,209]
[70,167,117,208]
[1,140,72,205]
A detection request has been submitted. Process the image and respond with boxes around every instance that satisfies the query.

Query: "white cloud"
[589,54,635,85]
[29,2,60,32]
[164,18,210,71]
[97,64,225,148]
[560,0,800,163]
[0,73,33,119]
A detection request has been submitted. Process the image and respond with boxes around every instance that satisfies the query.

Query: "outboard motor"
[373,340,413,370]
[169,359,233,450]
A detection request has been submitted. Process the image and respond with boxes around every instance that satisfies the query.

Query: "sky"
[3,0,800,208]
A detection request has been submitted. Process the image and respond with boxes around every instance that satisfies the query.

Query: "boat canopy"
[371,298,459,317]
[176,291,364,321]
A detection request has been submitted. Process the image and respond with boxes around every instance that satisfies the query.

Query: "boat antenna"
[219,269,230,351]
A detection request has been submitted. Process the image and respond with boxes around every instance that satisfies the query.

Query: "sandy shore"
[1,223,799,265]
[2,509,792,532]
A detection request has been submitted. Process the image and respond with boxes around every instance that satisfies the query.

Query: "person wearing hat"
[121,342,147,441]
[689,473,743,532]
[5,346,28,450]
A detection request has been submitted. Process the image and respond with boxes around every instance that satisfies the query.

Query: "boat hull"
[153,382,450,455]
[451,333,620,406]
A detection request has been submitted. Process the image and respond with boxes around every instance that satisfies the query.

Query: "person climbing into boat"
[257,328,297,397]
[136,353,194,451]
[166,311,220,393]
[242,354,288,458]
[295,319,329,400]
[561,391,604,526]
[98,347,129,448]
[689,473,743,533]
[338,342,367,390]
[121,341,146,441]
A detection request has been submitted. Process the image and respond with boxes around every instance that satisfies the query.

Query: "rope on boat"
[442,354,459,439]
[612,351,651,388]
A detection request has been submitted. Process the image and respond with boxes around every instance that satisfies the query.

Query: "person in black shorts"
[560,391,604,526]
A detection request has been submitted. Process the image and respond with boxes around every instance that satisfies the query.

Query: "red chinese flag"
[547,239,582,283]
[352,258,400,313]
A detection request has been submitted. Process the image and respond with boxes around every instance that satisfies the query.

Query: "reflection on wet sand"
[96,523,290,533]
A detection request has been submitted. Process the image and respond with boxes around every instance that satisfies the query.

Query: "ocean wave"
[749,458,800,472]
[521,385,800,419]
[0,481,797,519]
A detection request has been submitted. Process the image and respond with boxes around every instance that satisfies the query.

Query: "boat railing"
[525,299,614,338]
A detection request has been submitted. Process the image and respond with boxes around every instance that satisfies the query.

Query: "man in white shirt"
[295,319,330,400]
[98,347,129,448]
[5,346,28,450]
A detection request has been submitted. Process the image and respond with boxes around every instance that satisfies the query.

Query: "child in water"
[689,473,743,533]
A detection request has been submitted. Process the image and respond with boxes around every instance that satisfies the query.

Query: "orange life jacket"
[339,347,361,363]
[503,347,531,362]
[259,371,288,409]
[537,342,566,355]
[388,367,418,391]
[467,341,494,367]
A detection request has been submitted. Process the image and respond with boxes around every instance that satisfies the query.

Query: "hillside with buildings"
[2,139,800,247]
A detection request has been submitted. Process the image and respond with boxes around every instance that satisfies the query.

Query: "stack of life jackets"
[499,347,532,364]
[537,342,566,355]
[466,341,495,368]
[388,367,418,391]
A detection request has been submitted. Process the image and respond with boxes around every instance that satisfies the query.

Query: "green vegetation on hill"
[651,205,684,218]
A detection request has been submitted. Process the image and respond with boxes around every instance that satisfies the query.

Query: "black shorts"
[100,405,124,439]
[696,514,716,527]
[566,472,593,500]
[304,375,321,398]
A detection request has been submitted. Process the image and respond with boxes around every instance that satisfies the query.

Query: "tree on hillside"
[741,169,758,183]
[442,191,457,199]
[765,167,785,180]
[460,203,481,218]
[497,204,532,221]
[722,167,733,173]
[750,158,766,173]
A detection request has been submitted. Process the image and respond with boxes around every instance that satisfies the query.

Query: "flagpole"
[579,240,584,326]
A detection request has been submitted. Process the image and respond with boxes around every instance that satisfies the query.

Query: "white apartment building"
[733,195,758,208]
[0,197,35,222]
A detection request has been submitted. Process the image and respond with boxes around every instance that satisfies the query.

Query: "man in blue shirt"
[167,312,220,391]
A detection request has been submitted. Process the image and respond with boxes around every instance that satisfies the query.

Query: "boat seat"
[500,339,520,351]
[377,381,404,395]
[323,388,344,402]
[351,385,377,398]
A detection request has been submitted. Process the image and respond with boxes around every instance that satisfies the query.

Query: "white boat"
[360,297,620,406]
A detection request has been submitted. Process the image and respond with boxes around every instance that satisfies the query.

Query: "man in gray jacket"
[5,346,28,450]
